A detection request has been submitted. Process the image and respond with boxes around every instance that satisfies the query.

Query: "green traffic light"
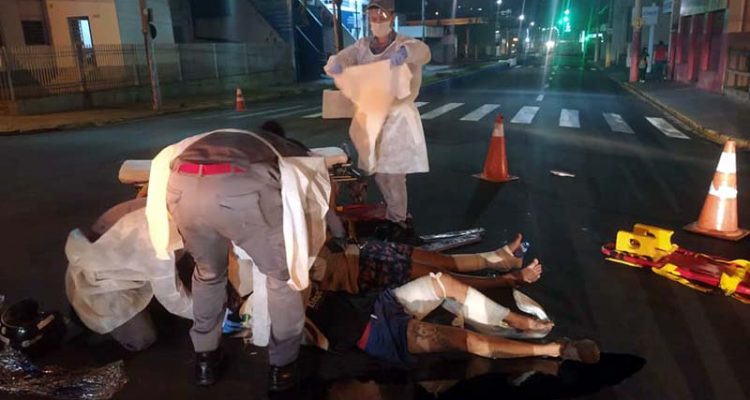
[563,16,570,23]
[564,9,570,15]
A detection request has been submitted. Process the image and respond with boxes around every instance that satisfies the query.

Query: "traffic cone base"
[683,222,750,241]
[683,140,747,241]
[473,172,519,183]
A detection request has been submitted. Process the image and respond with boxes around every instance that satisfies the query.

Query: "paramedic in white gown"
[325,0,431,236]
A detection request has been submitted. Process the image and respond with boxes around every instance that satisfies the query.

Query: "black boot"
[195,349,223,386]
[268,360,298,392]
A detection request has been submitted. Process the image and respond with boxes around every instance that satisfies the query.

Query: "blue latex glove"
[390,46,408,67]
[329,63,343,75]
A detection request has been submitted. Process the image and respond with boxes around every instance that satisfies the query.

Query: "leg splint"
[602,223,750,303]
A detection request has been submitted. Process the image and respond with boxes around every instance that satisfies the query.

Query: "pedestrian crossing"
[410,101,689,140]
[188,100,692,141]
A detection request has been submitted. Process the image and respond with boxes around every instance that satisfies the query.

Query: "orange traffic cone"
[474,114,519,183]
[235,88,245,112]
[684,140,749,241]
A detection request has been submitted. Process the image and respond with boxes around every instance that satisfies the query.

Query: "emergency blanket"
[332,60,412,173]
[0,347,127,400]
[602,224,750,304]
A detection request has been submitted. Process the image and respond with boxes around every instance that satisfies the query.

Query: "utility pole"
[333,0,344,52]
[517,0,526,49]
[139,0,161,111]
[630,0,642,82]
[605,0,614,68]
[421,0,426,41]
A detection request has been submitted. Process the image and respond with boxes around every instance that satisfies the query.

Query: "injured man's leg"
[392,273,553,333]
[410,234,542,287]
[412,233,525,272]
[406,320,600,364]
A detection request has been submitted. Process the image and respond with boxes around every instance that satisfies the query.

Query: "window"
[68,17,94,48]
[21,20,48,45]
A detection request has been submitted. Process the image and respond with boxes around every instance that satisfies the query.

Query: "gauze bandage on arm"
[393,273,447,320]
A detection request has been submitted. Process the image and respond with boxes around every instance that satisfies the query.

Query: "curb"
[617,80,750,150]
[2,62,502,135]
[0,84,328,136]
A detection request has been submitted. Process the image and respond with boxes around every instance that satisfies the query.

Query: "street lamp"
[518,14,525,21]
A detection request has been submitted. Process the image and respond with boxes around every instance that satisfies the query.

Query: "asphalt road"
[2,61,749,400]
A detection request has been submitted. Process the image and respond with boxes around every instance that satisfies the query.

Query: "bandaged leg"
[456,287,510,326]
[393,273,447,320]
[445,234,525,272]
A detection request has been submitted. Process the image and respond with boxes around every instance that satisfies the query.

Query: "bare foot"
[512,259,542,284]
[505,312,555,332]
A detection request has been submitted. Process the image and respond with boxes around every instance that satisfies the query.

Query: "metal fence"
[0,43,293,101]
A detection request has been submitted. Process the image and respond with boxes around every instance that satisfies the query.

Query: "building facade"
[0,0,176,48]
[670,0,727,92]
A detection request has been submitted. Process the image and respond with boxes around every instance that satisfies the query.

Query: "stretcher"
[601,223,750,304]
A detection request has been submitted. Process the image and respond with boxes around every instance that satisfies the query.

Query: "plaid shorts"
[358,241,414,292]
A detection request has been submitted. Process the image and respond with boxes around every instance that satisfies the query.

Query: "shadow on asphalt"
[288,350,645,400]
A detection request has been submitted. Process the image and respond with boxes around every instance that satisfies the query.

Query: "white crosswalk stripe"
[559,109,580,128]
[646,117,690,139]
[536,94,544,102]
[226,105,304,120]
[603,113,634,134]
[460,104,500,121]
[510,106,540,124]
[415,101,429,108]
[421,102,464,120]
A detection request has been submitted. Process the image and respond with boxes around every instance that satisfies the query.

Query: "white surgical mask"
[371,21,392,38]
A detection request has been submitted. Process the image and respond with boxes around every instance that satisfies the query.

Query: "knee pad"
[392,273,447,320]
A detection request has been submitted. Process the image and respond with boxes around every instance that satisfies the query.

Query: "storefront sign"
[642,5,659,26]
[663,0,673,14]
[680,0,726,16]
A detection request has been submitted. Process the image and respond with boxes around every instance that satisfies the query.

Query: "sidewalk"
[0,60,503,135]
[609,68,750,149]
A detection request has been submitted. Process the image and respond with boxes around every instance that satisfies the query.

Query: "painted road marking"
[510,106,540,124]
[536,94,544,102]
[559,108,580,128]
[192,111,236,120]
[421,102,464,120]
[415,101,429,108]
[302,111,322,119]
[226,105,304,120]
[603,113,634,134]
[267,106,320,119]
[460,104,501,121]
[646,117,690,139]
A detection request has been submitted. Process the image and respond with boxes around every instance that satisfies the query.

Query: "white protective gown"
[325,34,431,175]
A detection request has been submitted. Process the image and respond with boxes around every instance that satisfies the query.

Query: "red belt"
[356,320,372,350]
[177,162,246,175]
